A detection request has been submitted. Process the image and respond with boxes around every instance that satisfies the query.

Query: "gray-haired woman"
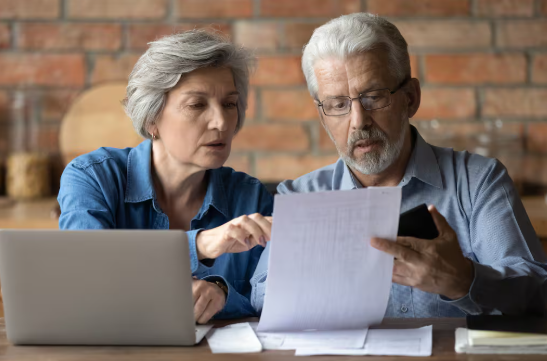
[58,31,272,323]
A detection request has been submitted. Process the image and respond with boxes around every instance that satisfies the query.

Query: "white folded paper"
[206,323,263,353]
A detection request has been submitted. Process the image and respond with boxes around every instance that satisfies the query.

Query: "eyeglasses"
[317,79,409,117]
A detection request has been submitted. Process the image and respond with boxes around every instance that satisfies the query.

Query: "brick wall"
[0,0,547,192]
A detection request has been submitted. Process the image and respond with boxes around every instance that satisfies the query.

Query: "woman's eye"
[224,102,237,109]
[189,103,205,109]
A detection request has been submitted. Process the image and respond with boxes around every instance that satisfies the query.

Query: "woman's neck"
[151,142,207,210]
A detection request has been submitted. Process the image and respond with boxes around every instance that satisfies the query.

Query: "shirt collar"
[125,140,155,203]
[196,168,231,220]
[124,140,231,219]
[338,125,443,190]
[402,126,443,189]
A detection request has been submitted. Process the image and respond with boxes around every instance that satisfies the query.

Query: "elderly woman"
[58,31,272,324]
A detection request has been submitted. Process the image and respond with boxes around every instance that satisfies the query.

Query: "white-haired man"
[251,13,547,317]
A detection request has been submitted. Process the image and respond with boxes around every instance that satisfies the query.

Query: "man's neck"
[351,128,414,188]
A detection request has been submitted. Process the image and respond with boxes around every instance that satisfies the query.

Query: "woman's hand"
[192,279,226,324]
[196,214,272,260]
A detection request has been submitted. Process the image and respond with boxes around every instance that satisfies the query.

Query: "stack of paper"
[455,328,547,354]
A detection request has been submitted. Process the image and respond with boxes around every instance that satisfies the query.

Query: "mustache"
[347,128,387,149]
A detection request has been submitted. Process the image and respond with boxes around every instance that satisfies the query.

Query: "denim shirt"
[251,127,547,318]
[58,140,273,319]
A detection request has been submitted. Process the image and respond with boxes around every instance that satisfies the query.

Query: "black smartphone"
[397,204,439,240]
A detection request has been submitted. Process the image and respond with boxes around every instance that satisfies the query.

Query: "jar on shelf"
[6,90,50,200]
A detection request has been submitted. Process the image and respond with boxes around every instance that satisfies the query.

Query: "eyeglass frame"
[316,78,410,117]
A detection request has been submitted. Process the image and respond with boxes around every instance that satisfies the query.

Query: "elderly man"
[251,13,547,317]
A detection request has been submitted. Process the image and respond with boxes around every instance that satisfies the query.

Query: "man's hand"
[196,214,272,260]
[192,279,226,324]
[371,205,473,300]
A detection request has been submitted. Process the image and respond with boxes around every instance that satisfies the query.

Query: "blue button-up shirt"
[58,140,273,319]
[251,127,547,317]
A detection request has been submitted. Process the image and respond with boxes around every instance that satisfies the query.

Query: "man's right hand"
[195,214,272,260]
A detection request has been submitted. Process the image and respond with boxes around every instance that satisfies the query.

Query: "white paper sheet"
[258,187,401,332]
[195,325,214,344]
[250,322,368,350]
[295,325,433,357]
[206,322,263,353]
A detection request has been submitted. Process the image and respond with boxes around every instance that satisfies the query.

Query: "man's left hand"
[371,205,474,300]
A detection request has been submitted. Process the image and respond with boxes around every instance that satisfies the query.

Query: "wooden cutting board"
[59,82,143,165]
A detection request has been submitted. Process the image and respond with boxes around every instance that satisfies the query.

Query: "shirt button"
[400,305,408,313]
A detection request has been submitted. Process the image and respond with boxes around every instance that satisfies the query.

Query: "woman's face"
[153,67,239,170]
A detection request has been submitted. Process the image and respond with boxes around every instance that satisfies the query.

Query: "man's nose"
[349,100,373,131]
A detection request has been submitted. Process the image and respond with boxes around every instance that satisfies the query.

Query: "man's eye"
[363,95,382,101]
[333,102,346,109]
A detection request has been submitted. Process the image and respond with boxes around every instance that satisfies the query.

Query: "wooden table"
[1,317,546,360]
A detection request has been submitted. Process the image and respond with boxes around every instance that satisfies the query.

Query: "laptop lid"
[0,229,196,346]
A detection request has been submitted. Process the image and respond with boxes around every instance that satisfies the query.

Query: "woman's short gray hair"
[123,30,254,139]
[302,13,411,99]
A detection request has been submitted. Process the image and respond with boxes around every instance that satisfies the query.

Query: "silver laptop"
[0,229,212,346]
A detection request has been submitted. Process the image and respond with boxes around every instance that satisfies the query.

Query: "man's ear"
[406,78,421,119]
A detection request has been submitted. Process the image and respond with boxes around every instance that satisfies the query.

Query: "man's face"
[313,50,411,175]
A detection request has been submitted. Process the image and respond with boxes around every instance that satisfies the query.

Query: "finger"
[428,205,451,237]
[197,298,223,324]
[392,274,413,287]
[371,237,421,263]
[238,215,266,247]
[194,293,211,323]
[225,224,252,251]
[396,236,429,253]
[393,260,412,278]
[192,279,201,305]
[248,214,272,244]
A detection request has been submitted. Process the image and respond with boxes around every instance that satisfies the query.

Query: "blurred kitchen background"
[0,0,546,235]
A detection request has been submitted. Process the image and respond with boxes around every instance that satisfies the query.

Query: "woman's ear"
[406,78,421,119]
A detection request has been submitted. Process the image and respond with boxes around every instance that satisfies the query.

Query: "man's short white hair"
[302,13,411,99]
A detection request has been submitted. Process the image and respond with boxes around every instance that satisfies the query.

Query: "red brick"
[425,54,526,84]
[0,54,85,87]
[91,55,140,84]
[527,123,547,154]
[477,0,534,17]
[256,155,339,181]
[394,21,491,49]
[19,23,121,51]
[262,89,317,121]
[224,154,250,174]
[414,88,475,120]
[232,124,309,151]
[177,0,253,18]
[234,22,280,52]
[541,0,547,15]
[246,88,256,121]
[36,123,60,153]
[533,54,547,84]
[0,24,9,49]
[319,126,337,151]
[410,54,419,79]
[39,90,81,121]
[0,90,9,124]
[261,0,360,18]
[497,21,547,48]
[67,0,167,19]
[367,0,469,16]
[284,23,321,50]
[251,56,305,86]
[483,89,547,118]
[127,23,231,50]
[0,0,59,19]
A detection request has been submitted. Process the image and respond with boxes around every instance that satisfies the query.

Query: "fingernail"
[260,236,266,247]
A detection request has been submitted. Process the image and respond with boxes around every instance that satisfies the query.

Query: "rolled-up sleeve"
[440,161,547,315]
